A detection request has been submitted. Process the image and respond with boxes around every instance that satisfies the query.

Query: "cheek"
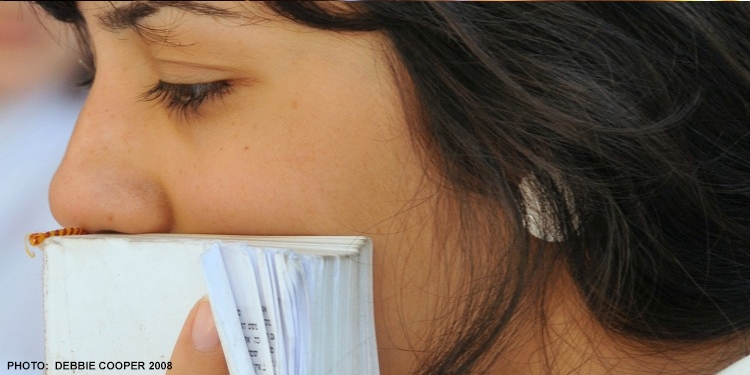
[167,136,419,236]
[164,90,421,236]
[168,163,325,235]
[162,34,425,236]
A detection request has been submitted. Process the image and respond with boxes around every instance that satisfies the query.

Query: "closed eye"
[140,80,234,120]
[76,67,233,121]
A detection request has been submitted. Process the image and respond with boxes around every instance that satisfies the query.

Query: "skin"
[48,2,744,374]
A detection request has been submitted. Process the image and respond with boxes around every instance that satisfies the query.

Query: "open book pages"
[42,234,378,375]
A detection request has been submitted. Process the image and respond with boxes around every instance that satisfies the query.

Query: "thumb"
[167,296,229,375]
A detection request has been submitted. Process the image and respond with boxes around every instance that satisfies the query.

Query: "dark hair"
[35,2,750,373]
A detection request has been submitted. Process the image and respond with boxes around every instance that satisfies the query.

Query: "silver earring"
[518,174,579,242]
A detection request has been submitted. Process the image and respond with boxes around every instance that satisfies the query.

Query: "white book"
[40,234,378,375]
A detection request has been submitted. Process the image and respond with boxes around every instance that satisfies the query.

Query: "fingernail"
[191,297,220,352]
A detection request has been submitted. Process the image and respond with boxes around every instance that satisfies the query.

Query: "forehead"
[78,1,270,32]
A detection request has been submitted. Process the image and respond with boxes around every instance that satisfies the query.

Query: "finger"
[166,296,229,375]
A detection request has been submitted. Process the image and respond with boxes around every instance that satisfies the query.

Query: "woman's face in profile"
[50,2,431,239]
[49,3,448,370]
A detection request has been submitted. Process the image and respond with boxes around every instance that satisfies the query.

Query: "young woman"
[35,2,750,374]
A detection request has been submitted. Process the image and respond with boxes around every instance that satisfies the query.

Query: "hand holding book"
[40,234,379,375]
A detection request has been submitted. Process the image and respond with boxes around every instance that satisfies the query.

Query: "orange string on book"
[25,227,88,258]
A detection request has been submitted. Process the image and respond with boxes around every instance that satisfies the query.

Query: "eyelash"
[140,80,233,119]
[77,72,233,119]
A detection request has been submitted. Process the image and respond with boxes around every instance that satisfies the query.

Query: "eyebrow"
[96,1,240,32]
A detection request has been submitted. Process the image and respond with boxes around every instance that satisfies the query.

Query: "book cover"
[41,234,378,375]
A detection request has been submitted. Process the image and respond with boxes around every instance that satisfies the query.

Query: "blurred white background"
[0,2,84,373]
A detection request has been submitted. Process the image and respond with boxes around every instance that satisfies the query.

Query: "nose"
[49,82,173,234]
